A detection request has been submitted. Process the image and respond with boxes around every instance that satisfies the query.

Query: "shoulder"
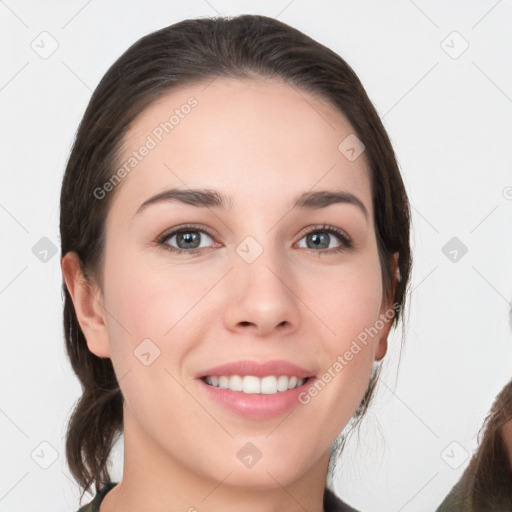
[76,483,354,512]
[324,487,361,512]
[75,482,119,512]
[435,481,470,512]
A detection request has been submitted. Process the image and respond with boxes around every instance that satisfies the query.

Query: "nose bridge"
[235,232,289,296]
[224,231,300,335]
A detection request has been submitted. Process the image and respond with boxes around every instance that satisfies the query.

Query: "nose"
[223,244,301,338]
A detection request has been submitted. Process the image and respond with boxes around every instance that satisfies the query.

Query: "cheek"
[101,249,217,384]
[102,247,195,337]
[100,257,203,424]
[304,254,383,410]
[300,269,382,437]
[99,249,169,374]
[315,257,384,344]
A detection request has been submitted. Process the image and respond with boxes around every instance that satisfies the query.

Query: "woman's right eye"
[156,226,217,255]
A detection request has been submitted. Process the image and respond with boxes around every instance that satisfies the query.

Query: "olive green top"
[436,481,471,512]
[76,482,360,512]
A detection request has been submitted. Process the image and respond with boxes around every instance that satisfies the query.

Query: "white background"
[0,1,511,511]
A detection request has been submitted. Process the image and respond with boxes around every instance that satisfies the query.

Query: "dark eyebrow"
[133,188,233,217]
[133,187,368,221]
[292,190,368,220]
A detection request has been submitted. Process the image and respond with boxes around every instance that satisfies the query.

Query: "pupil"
[309,233,328,249]
[178,232,200,249]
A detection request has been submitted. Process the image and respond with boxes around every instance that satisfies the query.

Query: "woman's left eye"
[155,224,353,255]
[296,225,353,252]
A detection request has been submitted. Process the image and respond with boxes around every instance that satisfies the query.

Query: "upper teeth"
[204,375,306,394]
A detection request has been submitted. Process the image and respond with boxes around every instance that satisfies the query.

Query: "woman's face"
[76,77,397,489]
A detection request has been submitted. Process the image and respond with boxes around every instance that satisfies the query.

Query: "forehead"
[112,77,372,219]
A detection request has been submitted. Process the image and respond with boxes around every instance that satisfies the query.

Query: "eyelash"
[154,223,354,255]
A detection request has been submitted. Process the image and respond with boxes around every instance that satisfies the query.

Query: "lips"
[195,359,315,379]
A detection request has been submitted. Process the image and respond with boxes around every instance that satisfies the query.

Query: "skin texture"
[62,77,399,512]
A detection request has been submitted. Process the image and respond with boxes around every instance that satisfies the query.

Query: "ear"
[61,251,111,358]
[375,252,400,361]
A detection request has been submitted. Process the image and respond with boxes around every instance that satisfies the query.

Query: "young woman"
[60,14,411,512]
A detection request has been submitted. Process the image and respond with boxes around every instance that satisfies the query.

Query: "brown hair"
[449,378,512,510]
[59,14,412,500]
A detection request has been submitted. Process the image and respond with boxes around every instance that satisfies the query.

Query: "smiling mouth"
[200,375,311,394]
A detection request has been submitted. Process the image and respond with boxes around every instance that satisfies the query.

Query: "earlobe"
[391,251,400,298]
[375,338,388,361]
[374,313,390,362]
[375,251,400,362]
[61,252,111,358]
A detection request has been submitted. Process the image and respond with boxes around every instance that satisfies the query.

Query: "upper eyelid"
[296,224,350,240]
[158,224,216,241]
